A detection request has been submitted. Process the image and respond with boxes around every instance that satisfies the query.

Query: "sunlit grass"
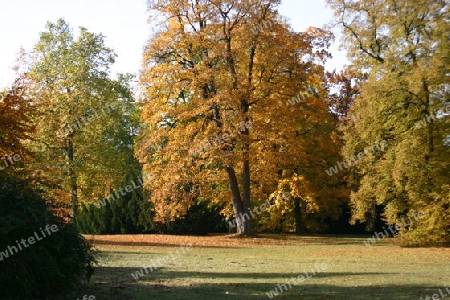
[67,234,449,300]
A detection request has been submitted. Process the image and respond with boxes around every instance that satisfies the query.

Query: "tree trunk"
[240,94,252,235]
[225,166,252,235]
[423,81,434,159]
[66,137,78,226]
[242,158,252,235]
[223,21,253,235]
[294,197,302,234]
[423,81,434,196]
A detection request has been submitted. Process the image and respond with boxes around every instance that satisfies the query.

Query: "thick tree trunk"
[242,158,252,235]
[223,29,253,235]
[225,166,252,235]
[240,96,252,235]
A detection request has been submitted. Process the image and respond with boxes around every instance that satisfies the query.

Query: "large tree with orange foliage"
[138,0,345,234]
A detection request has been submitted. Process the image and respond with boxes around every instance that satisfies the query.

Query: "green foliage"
[77,188,228,235]
[328,0,450,245]
[0,176,97,299]
[21,18,138,222]
[77,176,155,234]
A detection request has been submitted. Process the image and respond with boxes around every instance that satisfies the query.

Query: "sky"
[0,0,347,89]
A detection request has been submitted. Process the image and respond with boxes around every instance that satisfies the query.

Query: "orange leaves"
[138,0,343,230]
[0,84,34,159]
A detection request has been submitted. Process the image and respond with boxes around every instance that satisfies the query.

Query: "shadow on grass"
[146,270,396,280]
[70,266,441,300]
[99,250,163,255]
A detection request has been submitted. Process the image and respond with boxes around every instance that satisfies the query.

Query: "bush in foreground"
[0,176,97,299]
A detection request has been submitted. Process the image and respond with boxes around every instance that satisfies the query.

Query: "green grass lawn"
[68,234,449,300]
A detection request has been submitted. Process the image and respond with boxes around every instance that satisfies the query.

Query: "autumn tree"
[0,83,96,299]
[0,80,34,179]
[19,19,138,224]
[328,0,450,245]
[325,69,365,123]
[139,0,342,234]
[0,85,31,154]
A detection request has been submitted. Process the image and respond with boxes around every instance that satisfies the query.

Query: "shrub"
[77,181,155,234]
[0,176,97,299]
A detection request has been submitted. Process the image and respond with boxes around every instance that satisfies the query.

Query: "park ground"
[66,234,449,300]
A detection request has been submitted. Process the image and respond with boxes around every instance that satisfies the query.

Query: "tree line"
[0,2,447,277]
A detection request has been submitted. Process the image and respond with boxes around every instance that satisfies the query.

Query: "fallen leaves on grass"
[84,233,382,248]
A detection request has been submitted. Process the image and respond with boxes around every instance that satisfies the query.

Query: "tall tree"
[139,0,340,234]
[19,19,138,224]
[328,0,450,245]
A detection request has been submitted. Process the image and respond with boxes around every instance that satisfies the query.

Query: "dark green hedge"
[77,190,228,235]
[77,179,155,234]
[0,176,97,299]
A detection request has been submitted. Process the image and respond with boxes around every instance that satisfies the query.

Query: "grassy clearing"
[67,234,449,300]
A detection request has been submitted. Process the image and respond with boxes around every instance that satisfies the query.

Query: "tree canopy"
[19,19,140,223]
[138,0,346,234]
[327,0,450,245]
[1,0,447,258]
